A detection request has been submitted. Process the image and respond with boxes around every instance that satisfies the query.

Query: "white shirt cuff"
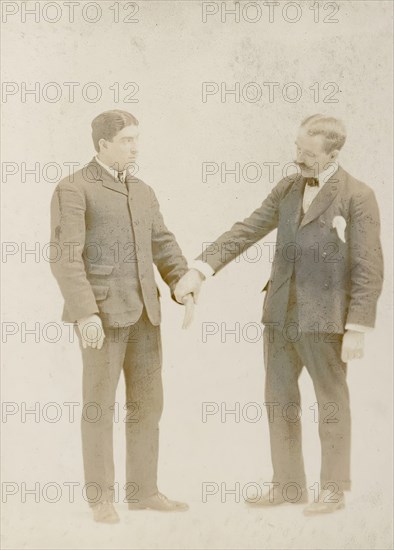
[345,323,373,333]
[190,260,214,279]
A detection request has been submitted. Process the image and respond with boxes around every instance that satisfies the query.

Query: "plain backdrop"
[1,1,393,548]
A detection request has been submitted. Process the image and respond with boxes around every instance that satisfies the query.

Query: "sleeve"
[49,181,99,322]
[190,260,215,279]
[345,323,373,332]
[345,187,384,328]
[194,178,289,273]
[150,187,189,296]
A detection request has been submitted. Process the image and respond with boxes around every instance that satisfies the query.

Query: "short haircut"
[91,110,139,152]
[301,114,347,153]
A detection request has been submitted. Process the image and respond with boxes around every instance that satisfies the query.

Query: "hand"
[341,330,364,362]
[182,293,195,329]
[77,314,105,350]
[174,269,205,305]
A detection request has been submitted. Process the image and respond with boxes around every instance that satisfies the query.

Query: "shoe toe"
[173,501,189,511]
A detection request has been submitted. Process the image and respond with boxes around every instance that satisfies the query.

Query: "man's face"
[99,124,139,171]
[295,126,337,177]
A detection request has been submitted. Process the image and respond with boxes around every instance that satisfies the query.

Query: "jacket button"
[319,219,326,227]
[324,283,329,289]
[322,252,327,258]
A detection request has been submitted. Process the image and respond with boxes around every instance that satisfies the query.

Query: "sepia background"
[1,1,393,548]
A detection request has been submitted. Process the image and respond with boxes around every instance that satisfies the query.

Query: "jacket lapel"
[87,158,128,197]
[299,167,343,228]
[280,174,306,238]
[125,172,146,224]
[124,172,139,203]
[269,175,305,295]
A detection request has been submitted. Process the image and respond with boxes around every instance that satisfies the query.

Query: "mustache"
[294,160,309,170]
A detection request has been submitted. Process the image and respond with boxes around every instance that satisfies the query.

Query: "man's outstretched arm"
[174,177,292,302]
[149,186,189,299]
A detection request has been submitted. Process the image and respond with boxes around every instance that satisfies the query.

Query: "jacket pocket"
[88,263,114,276]
[91,285,109,301]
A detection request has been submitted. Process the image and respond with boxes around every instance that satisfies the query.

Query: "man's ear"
[98,138,107,151]
[330,149,340,161]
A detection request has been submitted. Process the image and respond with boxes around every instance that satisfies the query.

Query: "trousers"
[263,278,351,492]
[77,309,163,506]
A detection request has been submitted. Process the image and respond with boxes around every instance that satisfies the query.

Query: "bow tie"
[305,177,319,187]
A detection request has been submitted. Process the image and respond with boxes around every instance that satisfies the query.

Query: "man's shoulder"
[131,179,163,202]
[130,176,151,191]
[54,161,96,194]
[338,167,375,199]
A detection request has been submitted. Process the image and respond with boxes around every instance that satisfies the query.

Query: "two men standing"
[50,111,383,521]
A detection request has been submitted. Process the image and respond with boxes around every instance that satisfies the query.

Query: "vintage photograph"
[1,1,393,549]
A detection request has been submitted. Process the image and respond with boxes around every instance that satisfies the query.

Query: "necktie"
[305,177,319,187]
[118,171,130,193]
[117,171,125,185]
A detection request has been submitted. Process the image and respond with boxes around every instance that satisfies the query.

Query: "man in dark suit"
[175,114,384,514]
[50,110,189,523]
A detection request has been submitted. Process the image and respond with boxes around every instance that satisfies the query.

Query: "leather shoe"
[303,489,345,515]
[92,501,120,523]
[245,487,308,507]
[128,492,189,512]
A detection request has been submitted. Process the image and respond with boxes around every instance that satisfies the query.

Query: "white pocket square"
[332,215,347,243]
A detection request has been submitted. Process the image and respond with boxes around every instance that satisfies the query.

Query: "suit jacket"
[197,166,384,333]
[50,158,188,326]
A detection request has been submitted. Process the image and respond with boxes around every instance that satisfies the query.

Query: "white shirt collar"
[95,156,126,180]
[316,161,339,186]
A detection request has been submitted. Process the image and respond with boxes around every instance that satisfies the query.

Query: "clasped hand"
[174,269,205,329]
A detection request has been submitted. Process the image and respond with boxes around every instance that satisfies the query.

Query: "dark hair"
[91,110,139,152]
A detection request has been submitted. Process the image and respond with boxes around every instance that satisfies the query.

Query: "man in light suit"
[175,114,383,514]
[50,110,189,523]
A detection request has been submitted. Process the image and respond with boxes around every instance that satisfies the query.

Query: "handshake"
[174,269,206,329]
